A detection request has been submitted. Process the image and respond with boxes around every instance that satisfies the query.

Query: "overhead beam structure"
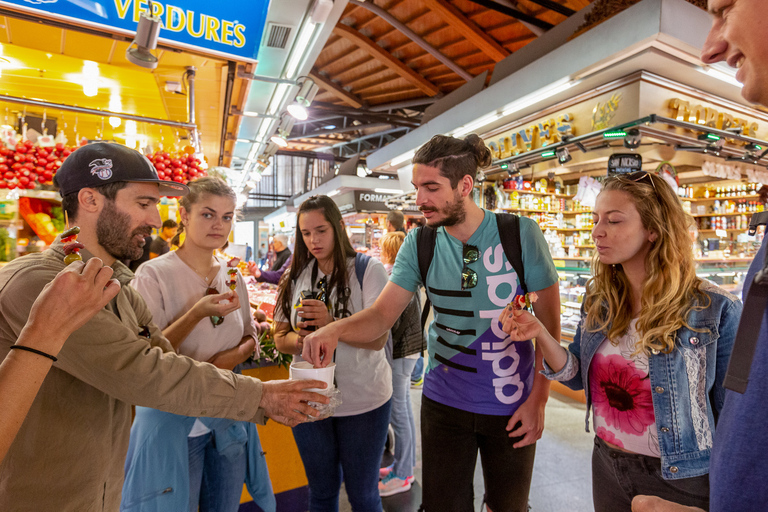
[333,23,442,97]
[309,70,367,108]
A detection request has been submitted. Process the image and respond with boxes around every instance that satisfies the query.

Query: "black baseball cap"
[54,142,189,197]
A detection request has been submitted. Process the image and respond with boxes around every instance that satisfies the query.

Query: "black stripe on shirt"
[433,305,474,317]
[435,323,477,336]
[436,336,476,356]
[434,353,477,373]
[428,287,472,298]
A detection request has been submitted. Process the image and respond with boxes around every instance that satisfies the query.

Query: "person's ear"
[649,233,658,244]
[77,188,102,215]
[179,206,189,227]
[460,174,474,198]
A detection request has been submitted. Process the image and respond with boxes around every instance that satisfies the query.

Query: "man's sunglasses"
[461,244,479,290]
[206,287,225,327]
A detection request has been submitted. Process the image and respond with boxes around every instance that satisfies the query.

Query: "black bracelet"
[9,345,58,362]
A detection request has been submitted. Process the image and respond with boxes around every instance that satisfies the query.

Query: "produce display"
[0,140,72,190]
[147,147,207,184]
[0,140,207,192]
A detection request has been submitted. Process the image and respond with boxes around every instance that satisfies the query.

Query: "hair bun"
[464,134,492,168]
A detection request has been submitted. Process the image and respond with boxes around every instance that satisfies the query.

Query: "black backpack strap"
[495,212,527,295]
[354,252,371,292]
[416,225,438,329]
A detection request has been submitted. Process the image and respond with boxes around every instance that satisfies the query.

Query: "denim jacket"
[121,407,275,512]
[544,281,742,480]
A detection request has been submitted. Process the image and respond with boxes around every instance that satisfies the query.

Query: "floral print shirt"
[589,319,660,457]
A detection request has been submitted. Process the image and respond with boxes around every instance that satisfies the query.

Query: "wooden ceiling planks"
[297,0,593,155]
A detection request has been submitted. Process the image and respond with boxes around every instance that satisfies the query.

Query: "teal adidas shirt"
[390,209,558,416]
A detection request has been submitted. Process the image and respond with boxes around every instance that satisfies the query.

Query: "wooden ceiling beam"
[422,0,510,62]
[333,23,441,97]
[309,70,366,109]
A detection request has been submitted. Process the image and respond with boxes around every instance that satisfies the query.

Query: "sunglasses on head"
[461,244,479,290]
[206,287,225,327]
[616,171,660,199]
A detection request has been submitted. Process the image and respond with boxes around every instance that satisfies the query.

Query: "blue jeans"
[292,400,392,512]
[391,358,418,478]
[187,432,247,512]
[411,354,424,382]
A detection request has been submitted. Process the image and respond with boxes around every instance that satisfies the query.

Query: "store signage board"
[332,191,419,214]
[607,153,642,176]
[0,0,269,62]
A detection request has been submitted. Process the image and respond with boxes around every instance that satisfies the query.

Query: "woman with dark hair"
[122,177,271,512]
[501,171,741,511]
[273,195,392,512]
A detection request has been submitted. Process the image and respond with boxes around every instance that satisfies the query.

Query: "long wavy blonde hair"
[583,172,709,354]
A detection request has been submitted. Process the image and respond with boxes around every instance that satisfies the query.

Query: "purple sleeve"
[257,255,292,284]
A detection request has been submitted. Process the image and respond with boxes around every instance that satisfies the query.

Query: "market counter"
[239,364,308,512]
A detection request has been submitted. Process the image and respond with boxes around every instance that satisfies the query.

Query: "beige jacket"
[0,241,266,511]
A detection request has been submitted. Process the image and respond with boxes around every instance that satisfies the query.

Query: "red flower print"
[596,427,625,448]
[590,353,655,435]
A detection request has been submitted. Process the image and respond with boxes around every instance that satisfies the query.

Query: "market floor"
[335,388,594,512]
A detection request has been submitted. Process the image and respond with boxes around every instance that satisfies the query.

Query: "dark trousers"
[592,436,710,511]
[421,396,536,512]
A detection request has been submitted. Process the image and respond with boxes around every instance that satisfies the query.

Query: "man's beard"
[96,201,152,261]
[421,191,466,228]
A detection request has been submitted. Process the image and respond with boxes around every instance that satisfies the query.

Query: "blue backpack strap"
[354,252,371,291]
[495,212,527,295]
[416,225,438,329]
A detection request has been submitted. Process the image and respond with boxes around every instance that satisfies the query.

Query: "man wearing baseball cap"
[0,142,328,511]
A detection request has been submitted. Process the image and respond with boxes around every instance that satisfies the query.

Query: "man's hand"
[246,261,262,278]
[296,299,333,330]
[191,290,240,320]
[506,391,547,447]
[259,379,330,427]
[302,323,340,367]
[631,495,705,512]
[24,258,121,356]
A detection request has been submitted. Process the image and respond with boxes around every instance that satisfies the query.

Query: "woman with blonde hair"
[377,231,425,497]
[500,171,741,511]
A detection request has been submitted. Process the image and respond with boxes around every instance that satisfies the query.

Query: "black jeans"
[421,396,536,512]
[592,436,710,512]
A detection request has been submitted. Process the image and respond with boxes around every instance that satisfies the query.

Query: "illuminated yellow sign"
[668,98,758,138]
[487,114,574,159]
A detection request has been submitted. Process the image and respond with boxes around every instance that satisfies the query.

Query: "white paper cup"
[289,361,335,391]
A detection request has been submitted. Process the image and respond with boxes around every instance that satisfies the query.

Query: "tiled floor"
[337,387,594,512]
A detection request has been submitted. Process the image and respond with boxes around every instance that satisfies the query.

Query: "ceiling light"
[623,128,641,149]
[287,78,319,120]
[108,116,121,128]
[391,150,415,166]
[556,147,571,164]
[541,150,556,158]
[603,129,627,139]
[698,64,742,88]
[287,103,308,120]
[270,133,288,147]
[500,77,575,117]
[126,11,161,69]
[285,20,317,79]
[374,188,403,194]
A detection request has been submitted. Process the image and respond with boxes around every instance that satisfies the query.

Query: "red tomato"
[156,171,166,180]
[22,164,33,172]
[7,182,16,189]
[0,164,7,173]
[38,149,49,159]
[173,168,183,176]
[11,163,21,171]
[0,181,7,189]
[15,143,27,153]
[19,176,29,186]
[4,171,13,180]
[45,162,54,170]
[62,149,71,157]
[155,162,166,171]
[173,176,184,183]
[55,142,65,152]
[43,171,53,181]
[35,166,44,174]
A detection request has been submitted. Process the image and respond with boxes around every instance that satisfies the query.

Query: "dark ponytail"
[413,133,492,188]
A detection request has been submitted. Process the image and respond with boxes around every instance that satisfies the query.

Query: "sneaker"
[379,465,393,479]
[379,473,412,497]
[410,377,424,388]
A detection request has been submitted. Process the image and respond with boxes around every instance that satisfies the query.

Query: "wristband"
[9,345,58,362]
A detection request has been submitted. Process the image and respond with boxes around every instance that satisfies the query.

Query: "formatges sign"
[333,191,418,214]
[0,0,269,62]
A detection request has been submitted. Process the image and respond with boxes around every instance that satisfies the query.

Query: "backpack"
[416,213,527,329]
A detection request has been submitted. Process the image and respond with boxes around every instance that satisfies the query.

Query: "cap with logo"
[54,142,190,197]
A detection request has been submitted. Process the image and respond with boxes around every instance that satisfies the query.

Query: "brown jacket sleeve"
[2,261,266,424]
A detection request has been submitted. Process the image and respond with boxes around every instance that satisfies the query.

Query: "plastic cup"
[289,361,335,391]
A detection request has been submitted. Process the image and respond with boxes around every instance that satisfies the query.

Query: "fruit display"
[147,147,207,184]
[0,140,73,190]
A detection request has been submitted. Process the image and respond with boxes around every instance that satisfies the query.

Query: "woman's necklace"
[178,250,218,283]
